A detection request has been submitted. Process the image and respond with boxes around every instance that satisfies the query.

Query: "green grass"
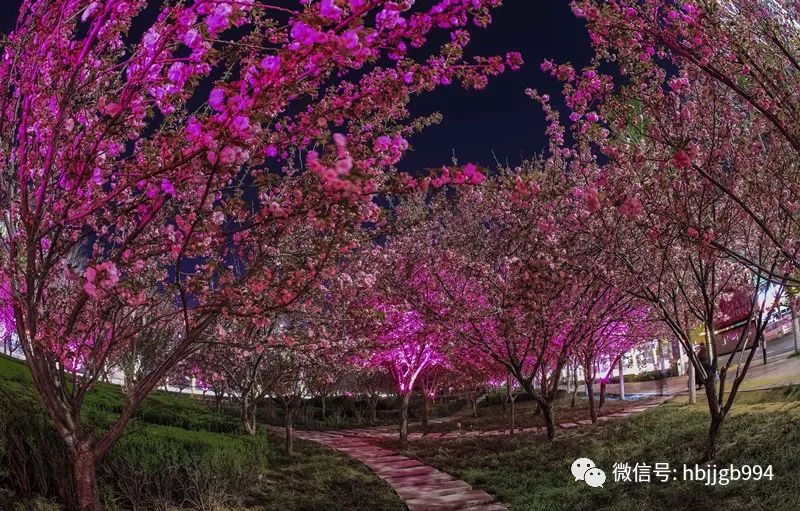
[0,355,404,511]
[391,388,800,511]
[247,440,405,511]
[259,395,466,432]
[410,396,653,434]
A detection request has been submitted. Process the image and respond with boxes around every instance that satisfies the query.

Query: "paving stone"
[405,489,496,511]
[384,472,457,487]
[393,481,473,500]
[368,459,425,475]
[377,464,439,480]
[358,453,409,462]
[576,419,594,425]
[287,405,511,511]
[337,447,395,457]
[457,502,509,510]
[559,422,578,429]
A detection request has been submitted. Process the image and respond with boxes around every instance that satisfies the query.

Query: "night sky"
[0,1,591,171]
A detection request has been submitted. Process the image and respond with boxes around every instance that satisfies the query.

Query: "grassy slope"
[393,387,800,511]
[0,355,404,511]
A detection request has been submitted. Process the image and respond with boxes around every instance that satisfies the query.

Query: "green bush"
[0,386,74,505]
[608,368,675,383]
[102,424,267,511]
[0,356,265,511]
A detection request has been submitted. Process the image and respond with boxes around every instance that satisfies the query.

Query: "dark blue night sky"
[0,1,591,171]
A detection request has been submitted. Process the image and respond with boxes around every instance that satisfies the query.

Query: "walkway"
[290,428,508,511]
[594,339,800,398]
[275,397,670,510]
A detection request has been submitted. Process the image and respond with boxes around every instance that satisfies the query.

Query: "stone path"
[277,427,509,510]
[271,397,671,510]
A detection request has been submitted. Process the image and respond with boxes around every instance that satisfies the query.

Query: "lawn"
[0,355,404,511]
[259,394,465,433]
[410,394,662,434]
[392,387,800,511]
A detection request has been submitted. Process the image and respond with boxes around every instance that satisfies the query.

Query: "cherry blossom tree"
[0,1,519,508]
[572,0,800,281]
[417,363,448,431]
[535,57,788,458]
[350,364,394,424]
[267,344,310,456]
[368,305,445,441]
[382,167,629,439]
[573,300,652,422]
[196,318,287,435]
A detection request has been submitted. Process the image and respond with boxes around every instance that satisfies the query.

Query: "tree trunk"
[321,395,327,419]
[703,412,725,462]
[585,377,597,423]
[792,304,800,354]
[541,400,556,440]
[71,442,101,511]
[284,403,294,455]
[471,393,478,418]
[598,381,607,409]
[369,397,378,424]
[421,391,429,431]
[570,366,579,409]
[241,399,257,436]
[506,374,515,435]
[399,393,411,442]
[688,362,696,404]
[509,397,516,435]
[618,357,625,401]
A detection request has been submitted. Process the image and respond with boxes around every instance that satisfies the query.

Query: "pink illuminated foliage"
[0,1,518,507]
[377,165,645,439]
[571,0,800,280]
[533,1,793,458]
[357,252,450,441]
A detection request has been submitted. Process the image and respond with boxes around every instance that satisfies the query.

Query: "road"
[594,332,800,399]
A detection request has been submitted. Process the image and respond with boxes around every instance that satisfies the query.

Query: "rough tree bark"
[585,376,597,424]
[506,373,516,435]
[598,380,607,409]
[369,396,379,424]
[570,366,579,409]
[399,393,411,442]
[241,396,257,436]
[793,304,800,354]
[421,391,429,431]
[72,440,100,511]
[284,401,295,455]
[540,400,556,439]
